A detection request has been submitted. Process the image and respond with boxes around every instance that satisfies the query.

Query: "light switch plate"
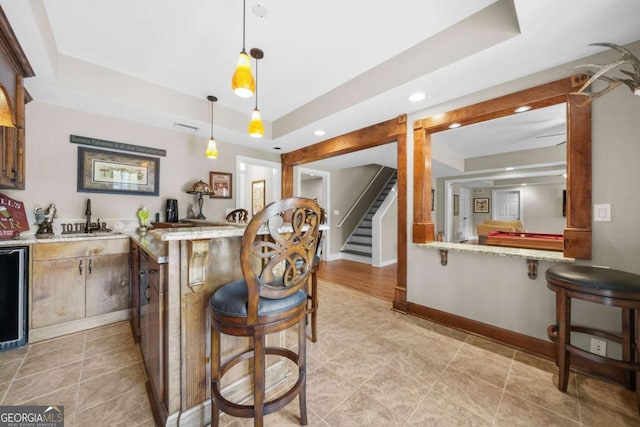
[593,204,611,222]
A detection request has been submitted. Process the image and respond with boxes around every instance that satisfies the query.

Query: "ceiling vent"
[173,122,199,132]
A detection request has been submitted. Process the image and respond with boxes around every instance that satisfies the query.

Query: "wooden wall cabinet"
[0,8,34,190]
[31,239,129,328]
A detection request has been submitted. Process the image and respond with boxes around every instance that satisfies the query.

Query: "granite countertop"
[419,241,575,263]
[156,222,329,242]
[130,231,168,263]
[156,224,247,241]
[0,231,130,247]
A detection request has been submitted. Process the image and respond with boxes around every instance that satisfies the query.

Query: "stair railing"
[337,166,386,228]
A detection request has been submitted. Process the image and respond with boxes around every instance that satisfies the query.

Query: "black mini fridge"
[0,246,28,351]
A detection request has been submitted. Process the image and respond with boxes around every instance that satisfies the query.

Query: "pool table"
[483,231,564,252]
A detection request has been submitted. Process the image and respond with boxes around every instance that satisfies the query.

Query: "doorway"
[295,166,330,261]
[236,156,281,214]
[458,187,472,240]
[281,115,407,312]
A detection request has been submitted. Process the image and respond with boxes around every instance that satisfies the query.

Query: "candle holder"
[187,180,213,219]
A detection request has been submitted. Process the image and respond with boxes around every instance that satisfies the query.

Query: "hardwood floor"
[316,259,396,301]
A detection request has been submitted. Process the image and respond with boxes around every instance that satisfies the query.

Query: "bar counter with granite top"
[142,222,302,427]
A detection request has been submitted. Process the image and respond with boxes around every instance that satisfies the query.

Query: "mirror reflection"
[431,103,567,244]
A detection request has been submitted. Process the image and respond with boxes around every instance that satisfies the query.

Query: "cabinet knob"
[148,269,158,275]
[78,259,83,275]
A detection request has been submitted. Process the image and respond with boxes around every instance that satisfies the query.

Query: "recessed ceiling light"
[505,167,515,171]
[514,105,532,113]
[448,123,461,129]
[408,91,426,102]
[314,129,325,136]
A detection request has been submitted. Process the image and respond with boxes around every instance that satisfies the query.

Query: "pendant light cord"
[242,0,246,50]
[254,58,259,109]
[210,99,214,137]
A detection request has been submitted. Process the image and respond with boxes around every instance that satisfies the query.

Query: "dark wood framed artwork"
[77,147,159,196]
[209,171,232,199]
[474,198,489,213]
[431,188,435,212]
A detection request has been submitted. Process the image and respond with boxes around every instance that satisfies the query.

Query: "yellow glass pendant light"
[248,48,264,138]
[231,0,254,98]
[248,108,264,138]
[206,95,219,158]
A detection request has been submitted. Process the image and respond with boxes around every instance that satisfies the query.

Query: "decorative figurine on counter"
[35,203,57,238]
[137,206,149,235]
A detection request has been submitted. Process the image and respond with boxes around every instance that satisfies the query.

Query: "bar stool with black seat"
[546,264,640,413]
[208,197,321,427]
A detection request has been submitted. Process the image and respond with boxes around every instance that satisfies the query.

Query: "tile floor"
[2,280,640,426]
[0,321,154,426]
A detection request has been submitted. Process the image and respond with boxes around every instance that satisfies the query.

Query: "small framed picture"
[431,188,435,212]
[474,198,490,213]
[251,180,266,215]
[209,171,232,199]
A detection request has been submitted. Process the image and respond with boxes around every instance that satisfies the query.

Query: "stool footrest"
[213,346,306,419]
[212,369,306,418]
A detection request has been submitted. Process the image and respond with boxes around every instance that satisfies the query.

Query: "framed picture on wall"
[431,188,435,212]
[474,198,490,213]
[251,180,266,215]
[77,147,160,196]
[209,171,232,199]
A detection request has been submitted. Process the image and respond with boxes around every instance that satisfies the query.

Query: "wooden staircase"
[341,170,397,261]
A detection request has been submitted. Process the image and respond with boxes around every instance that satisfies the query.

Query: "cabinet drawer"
[33,238,129,260]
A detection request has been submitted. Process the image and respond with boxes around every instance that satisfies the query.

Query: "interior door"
[458,188,471,240]
[493,190,521,221]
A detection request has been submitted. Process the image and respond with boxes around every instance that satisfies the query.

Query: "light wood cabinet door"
[32,258,85,328]
[85,253,130,317]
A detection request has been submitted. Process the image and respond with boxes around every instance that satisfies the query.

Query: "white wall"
[4,102,278,232]
[300,177,323,205]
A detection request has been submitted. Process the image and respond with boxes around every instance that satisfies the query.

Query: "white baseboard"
[373,258,397,267]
